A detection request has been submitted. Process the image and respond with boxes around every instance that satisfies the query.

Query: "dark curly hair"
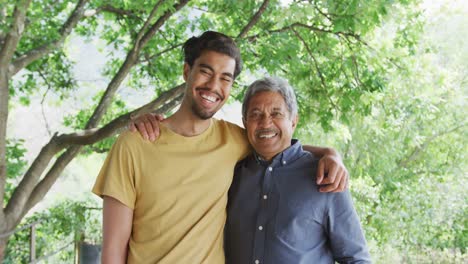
[182,31,242,78]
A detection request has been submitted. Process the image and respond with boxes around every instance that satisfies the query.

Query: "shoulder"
[213,119,247,142]
[214,119,244,133]
[289,148,319,172]
[325,189,354,211]
[111,131,149,154]
[115,131,145,145]
[235,154,254,171]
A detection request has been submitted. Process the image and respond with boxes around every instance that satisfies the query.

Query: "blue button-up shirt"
[225,140,371,264]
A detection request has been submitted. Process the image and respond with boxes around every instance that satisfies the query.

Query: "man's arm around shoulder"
[302,145,349,192]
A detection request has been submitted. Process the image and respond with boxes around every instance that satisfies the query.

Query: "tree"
[0,0,416,260]
[296,1,467,260]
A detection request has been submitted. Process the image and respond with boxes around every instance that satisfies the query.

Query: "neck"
[257,153,275,163]
[164,104,212,137]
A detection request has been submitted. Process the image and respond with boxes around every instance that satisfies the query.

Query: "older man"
[225,77,371,263]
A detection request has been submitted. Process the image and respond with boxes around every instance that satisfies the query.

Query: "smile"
[200,93,218,103]
[257,130,278,139]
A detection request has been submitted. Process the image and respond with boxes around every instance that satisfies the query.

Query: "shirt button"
[255,260,260,264]
[268,167,273,171]
[258,226,263,230]
[263,195,268,200]
[282,160,287,165]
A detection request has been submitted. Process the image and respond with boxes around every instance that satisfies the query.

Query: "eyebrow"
[199,63,234,79]
[249,107,284,113]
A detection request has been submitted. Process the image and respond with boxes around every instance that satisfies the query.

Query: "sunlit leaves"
[4,198,101,263]
[4,139,27,206]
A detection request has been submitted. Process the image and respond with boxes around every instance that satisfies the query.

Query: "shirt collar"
[253,139,303,167]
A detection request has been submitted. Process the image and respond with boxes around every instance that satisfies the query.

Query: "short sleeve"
[92,132,137,209]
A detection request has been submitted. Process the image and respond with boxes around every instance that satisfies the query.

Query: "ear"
[242,117,247,129]
[183,63,191,81]
[292,114,299,130]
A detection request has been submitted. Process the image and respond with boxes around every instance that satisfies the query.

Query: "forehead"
[247,91,287,111]
[194,50,236,74]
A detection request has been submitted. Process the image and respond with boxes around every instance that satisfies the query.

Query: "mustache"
[196,87,224,101]
[255,128,278,136]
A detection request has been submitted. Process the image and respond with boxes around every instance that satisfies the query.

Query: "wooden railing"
[0,206,102,263]
[0,219,75,263]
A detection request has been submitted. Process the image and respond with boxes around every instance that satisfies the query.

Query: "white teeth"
[259,133,276,138]
[201,94,217,103]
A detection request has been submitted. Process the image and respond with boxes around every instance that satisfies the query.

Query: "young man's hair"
[183,31,242,78]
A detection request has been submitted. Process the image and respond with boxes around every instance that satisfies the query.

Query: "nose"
[205,76,220,90]
[258,114,273,127]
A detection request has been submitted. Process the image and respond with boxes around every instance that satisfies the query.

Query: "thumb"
[128,122,136,132]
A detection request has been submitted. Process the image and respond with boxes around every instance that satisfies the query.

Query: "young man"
[93,31,348,264]
[225,77,371,263]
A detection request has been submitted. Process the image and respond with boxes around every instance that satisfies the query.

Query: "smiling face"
[244,91,298,161]
[183,50,236,120]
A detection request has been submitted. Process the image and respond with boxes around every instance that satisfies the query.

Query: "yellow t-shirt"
[92,119,249,263]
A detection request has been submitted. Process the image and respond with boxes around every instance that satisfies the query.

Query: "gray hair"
[242,76,298,119]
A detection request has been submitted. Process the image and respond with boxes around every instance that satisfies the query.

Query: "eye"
[221,77,232,83]
[271,111,284,119]
[248,111,262,121]
[200,69,211,76]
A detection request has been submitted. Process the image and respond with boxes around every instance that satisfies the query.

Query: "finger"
[129,122,136,132]
[147,114,161,140]
[144,115,155,141]
[321,164,338,185]
[332,171,347,193]
[155,114,165,121]
[320,167,341,193]
[328,169,341,192]
[319,183,336,193]
[316,159,325,184]
[135,120,149,140]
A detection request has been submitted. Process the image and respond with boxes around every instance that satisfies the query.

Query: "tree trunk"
[0,237,8,263]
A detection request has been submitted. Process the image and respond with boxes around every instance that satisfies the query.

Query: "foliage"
[4,140,27,206]
[296,1,468,261]
[4,198,101,264]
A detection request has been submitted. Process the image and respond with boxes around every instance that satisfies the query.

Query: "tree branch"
[245,22,363,44]
[0,0,33,225]
[236,0,270,39]
[38,70,52,136]
[139,43,184,63]
[96,4,141,19]
[0,0,32,66]
[398,123,467,168]
[86,0,189,130]
[134,0,165,46]
[138,0,190,49]
[293,28,339,111]
[9,0,89,77]
[20,146,82,222]
[60,83,184,146]
[4,135,62,223]
[23,84,185,216]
